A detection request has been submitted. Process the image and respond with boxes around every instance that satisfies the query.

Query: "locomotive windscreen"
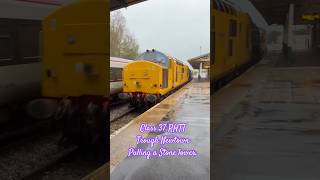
[136,49,169,68]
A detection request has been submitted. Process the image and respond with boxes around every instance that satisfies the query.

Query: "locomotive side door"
[171,60,176,89]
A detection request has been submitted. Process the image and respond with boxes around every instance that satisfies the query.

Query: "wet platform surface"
[111,81,210,180]
[213,51,320,180]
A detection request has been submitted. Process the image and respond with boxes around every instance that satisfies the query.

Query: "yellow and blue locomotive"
[120,49,192,105]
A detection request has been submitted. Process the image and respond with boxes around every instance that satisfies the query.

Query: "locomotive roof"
[135,49,170,68]
[136,49,186,68]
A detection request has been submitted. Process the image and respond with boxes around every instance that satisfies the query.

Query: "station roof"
[249,0,320,25]
[188,53,210,70]
[111,0,145,11]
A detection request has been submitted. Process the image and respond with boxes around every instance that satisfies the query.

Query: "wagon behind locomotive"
[212,0,267,88]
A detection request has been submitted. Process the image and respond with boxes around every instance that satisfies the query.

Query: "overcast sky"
[113,0,210,62]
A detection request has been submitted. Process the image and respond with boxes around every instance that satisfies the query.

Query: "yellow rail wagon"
[212,0,267,90]
[120,49,192,105]
[27,0,108,149]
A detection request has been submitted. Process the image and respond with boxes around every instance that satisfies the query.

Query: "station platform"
[84,81,210,180]
[213,50,320,179]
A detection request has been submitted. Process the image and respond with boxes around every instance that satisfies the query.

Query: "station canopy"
[188,53,210,70]
[249,0,320,25]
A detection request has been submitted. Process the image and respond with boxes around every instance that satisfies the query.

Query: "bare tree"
[110,11,139,59]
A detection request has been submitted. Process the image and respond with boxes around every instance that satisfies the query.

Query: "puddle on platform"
[253,108,283,117]
[262,118,312,123]
[161,113,171,121]
[255,127,293,132]
[231,83,252,87]
[303,80,320,87]
[301,129,320,136]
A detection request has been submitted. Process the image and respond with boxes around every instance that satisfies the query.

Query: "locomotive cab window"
[136,49,169,68]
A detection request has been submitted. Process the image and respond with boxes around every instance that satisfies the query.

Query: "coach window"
[110,68,123,82]
[110,68,115,82]
[0,34,12,62]
[0,25,13,63]
[116,68,123,81]
[17,20,41,63]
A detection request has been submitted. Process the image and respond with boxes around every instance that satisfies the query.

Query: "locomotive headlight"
[146,95,157,103]
[135,81,141,87]
[118,93,129,100]
[87,102,99,114]
[46,69,56,78]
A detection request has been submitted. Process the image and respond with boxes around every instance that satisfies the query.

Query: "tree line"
[110,11,139,59]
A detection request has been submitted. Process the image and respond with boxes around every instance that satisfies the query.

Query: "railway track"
[21,147,104,180]
[110,104,136,123]
[0,130,104,180]
[21,146,78,180]
[0,132,65,180]
[110,103,149,134]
